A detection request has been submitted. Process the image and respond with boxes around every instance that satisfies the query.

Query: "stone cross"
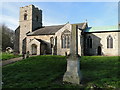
[63,24,81,84]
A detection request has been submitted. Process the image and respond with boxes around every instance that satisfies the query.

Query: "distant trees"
[1,24,15,52]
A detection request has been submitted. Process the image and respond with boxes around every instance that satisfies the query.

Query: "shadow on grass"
[2,55,120,89]
[80,56,119,88]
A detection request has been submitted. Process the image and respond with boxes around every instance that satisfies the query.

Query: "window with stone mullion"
[62,37,65,48]
[61,30,71,49]
[107,36,113,48]
[66,35,70,48]
[67,35,70,48]
[64,35,67,48]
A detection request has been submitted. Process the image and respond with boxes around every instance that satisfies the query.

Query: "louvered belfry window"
[24,14,27,20]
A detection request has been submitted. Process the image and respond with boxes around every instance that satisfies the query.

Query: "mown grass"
[2,52,21,60]
[2,55,120,89]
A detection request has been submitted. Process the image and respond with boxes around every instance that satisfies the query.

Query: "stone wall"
[19,5,42,55]
[26,35,54,55]
[55,23,71,55]
[26,38,40,55]
[85,32,119,56]
[55,23,82,56]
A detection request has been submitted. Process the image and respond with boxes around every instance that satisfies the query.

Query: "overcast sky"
[0,2,118,30]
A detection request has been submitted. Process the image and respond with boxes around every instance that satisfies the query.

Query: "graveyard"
[2,55,120,89]
[1,2,120,89]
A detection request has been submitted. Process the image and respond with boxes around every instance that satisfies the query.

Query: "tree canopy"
[1,24,15,51]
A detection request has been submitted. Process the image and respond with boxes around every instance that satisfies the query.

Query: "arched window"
[61,30,70,48]
[87,36,92,48]
[107,35,113,48]
[50,37,54,48]
[36,16,39,22]
[24,14,27,20]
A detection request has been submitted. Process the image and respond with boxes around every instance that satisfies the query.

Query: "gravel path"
[1,55,38,66]
[2,57,23,66]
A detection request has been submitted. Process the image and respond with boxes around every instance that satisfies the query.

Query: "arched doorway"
[97,46,101,55]
[31,44,37,55]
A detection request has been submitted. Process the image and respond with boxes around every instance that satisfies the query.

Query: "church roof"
[27,25,65,36]
[27,23,86,36]
[71,22,87,30]
[85,25,120,32]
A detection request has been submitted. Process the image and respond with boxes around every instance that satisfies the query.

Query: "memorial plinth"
[63,24,81,84]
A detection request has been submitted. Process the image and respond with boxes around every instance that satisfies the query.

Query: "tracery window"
[107,35,113,48]
[87,36,92,48]
[61,30,70,48]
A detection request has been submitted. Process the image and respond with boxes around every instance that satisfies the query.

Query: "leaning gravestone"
[63,24,81,84]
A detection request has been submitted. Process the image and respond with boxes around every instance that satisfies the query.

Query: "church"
[14,5,120,56]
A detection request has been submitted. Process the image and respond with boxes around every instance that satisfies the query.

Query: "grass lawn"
[2,52,21,60]
[2,55,120,89]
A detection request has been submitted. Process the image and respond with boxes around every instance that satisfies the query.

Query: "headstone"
[26,51,29,58]
[22,52,26,59]
[63,24,81,84]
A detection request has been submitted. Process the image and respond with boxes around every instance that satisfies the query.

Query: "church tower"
[19,5,42,54]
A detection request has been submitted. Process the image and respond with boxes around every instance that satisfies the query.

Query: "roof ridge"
[91,25,118,28]
[43,24,65,27]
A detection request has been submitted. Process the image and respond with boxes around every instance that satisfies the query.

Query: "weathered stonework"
[14,4,120,56]
[85,32,119,56]
[63,59,81,84]
[63,24,81,84]
[19,5,42,54]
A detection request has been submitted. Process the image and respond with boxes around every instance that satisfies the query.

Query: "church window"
[50,37,54,48]
[36,16,39,22]
[61,36,65,48]
[107,35,113,48]
[67,35,70,48]
[24,14,27,20]
[61,30,70,48]
[87,36,92,48]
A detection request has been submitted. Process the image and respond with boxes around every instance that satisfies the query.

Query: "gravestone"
[63,24,81,84]
[26,51,30,58]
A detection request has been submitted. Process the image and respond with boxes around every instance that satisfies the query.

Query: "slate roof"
[27,25,65,36]
[85,25,120,32]
[27,23,87,36]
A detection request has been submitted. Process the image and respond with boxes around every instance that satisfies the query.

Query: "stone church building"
[14,5,120,56]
